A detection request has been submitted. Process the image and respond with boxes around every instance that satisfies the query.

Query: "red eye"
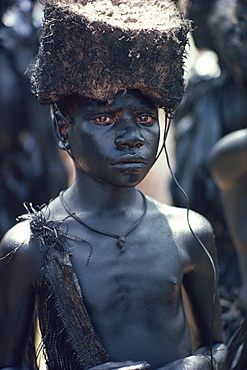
[136,114,155,125]
[94,116,115,125]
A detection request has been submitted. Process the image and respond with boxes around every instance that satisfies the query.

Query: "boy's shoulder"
[0,196,66,283]
[0,197,62,265]
[0,219,33,255]
[0,218,44,286]
[147,197,217,270]
[0,220,43,278]
[147,196,216,256]
[147,196,213,234]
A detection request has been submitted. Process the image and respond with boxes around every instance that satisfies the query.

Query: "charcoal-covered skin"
[0,1,227,369]
[0,90,226,369]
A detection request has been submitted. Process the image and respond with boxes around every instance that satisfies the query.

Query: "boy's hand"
[90,361,151,370]
[158,355,216,370]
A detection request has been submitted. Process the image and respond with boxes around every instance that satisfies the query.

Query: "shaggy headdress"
[31,0,191,110]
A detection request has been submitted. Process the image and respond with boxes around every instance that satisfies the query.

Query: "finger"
[121,361,151,370]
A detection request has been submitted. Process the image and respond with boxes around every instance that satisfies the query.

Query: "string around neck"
[59,190,147,252]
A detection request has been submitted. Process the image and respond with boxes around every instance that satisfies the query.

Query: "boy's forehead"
[73,90,158,112]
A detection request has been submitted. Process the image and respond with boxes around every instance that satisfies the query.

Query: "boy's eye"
[136,114,155,125]
[93,116,115,125]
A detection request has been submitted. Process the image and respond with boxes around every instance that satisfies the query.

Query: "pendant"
[118,236,126,253]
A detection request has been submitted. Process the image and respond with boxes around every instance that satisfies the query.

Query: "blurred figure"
[0,0,68,239]
[170,3,247,364]
[170,0,247,291]
[209,128,247,312]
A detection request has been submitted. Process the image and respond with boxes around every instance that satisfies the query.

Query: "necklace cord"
[59,190,147,253]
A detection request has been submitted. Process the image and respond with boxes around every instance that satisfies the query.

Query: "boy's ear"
[58,121,69,141]
[58,123,70,150]
[51,104,70,151]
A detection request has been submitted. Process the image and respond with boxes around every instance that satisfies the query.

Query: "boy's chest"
[68,225,185,312]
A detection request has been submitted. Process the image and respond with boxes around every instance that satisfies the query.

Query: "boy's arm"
[0,222,40,369]
[162,214,227,369]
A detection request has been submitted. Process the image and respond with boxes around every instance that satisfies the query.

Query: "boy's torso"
[38,195,194,368]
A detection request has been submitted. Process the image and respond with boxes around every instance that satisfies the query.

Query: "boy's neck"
[66,171,140,213]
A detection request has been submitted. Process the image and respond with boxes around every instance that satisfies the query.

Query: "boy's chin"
[115,172,148,188]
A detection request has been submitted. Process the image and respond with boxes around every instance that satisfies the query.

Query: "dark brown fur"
[31,1,191,109]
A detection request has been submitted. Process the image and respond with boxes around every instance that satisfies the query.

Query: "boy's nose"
[114,126,145,149]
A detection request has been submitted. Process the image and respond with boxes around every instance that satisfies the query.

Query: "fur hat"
[31,0,191,110]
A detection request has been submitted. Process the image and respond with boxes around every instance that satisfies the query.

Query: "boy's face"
[65,89,160,188]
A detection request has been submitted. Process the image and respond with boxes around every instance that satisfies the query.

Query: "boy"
[0,1,227,369]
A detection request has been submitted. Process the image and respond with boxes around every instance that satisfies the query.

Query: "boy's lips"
[111,156,147,168]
